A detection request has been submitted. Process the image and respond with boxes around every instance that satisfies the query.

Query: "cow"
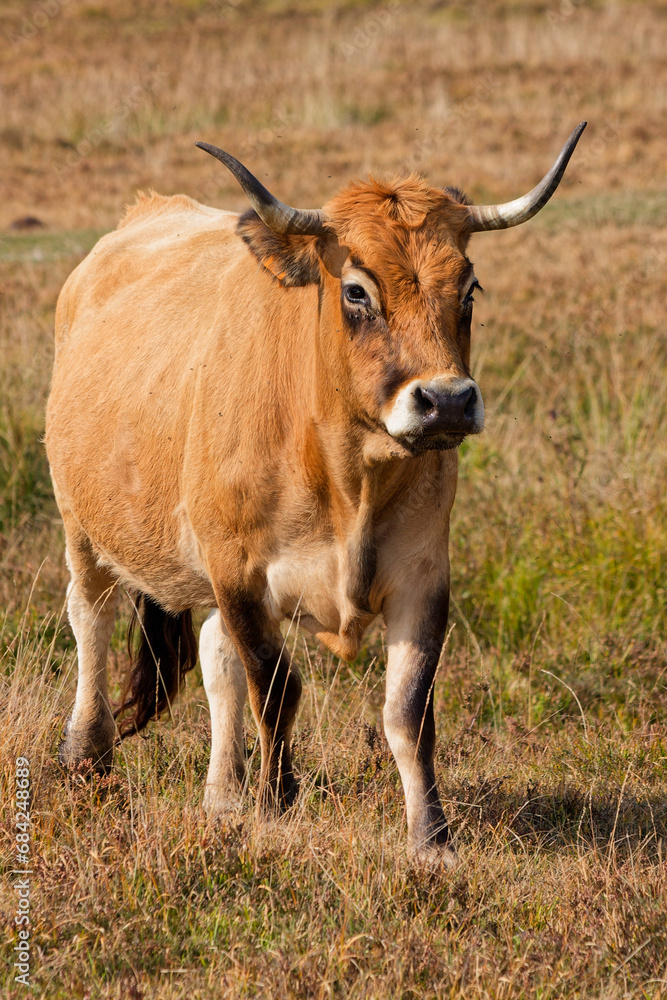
[45,122,586,864]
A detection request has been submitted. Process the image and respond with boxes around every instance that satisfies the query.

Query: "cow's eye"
[463,278,482,308]
[345,284,367,304]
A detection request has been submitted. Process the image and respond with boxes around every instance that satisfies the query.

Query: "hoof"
[58,721,114,776]
[258,773,299,815]
[409,842,458,871]
[279,773,300,812]
[203,784,244,821]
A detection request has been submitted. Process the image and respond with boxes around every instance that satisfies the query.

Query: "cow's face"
[237,176,485,455]
[204,124,585,453]
[322,177,484,453]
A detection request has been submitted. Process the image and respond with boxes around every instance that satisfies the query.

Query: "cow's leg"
[59,520,119,774]
[200,609,248,818]
[216,593,302,813]
[383,581,456,865]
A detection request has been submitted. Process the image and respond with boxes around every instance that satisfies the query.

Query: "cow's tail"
[114,594,198,739]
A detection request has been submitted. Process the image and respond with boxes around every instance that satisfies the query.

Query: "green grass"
[0,231,103,264]
[0,406,53,536]
[535,191,667,231]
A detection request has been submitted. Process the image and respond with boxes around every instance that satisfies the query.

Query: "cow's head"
[197,123,585,455]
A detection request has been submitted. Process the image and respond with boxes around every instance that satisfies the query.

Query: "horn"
[195,142,327,236]
[467,122,587,233]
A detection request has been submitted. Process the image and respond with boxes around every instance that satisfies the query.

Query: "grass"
[3,620,667,998]
[0,231,103,264]
[1,1,666,997]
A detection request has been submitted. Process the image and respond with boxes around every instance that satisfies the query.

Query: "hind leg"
[59,517,119,773]
[200,609,248,818]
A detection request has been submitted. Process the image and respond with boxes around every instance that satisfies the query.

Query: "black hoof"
[259,773,300,815]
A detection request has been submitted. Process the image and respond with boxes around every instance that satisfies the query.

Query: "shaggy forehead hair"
[325,174,471,244]
[323,175,473,327]
[325,175,471,274]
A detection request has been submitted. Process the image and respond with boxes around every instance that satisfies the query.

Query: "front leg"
[216,590,302,814]
[200,609,248,819]
[383,576,455,865]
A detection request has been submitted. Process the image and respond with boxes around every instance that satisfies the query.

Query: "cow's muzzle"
[383,376,484,450]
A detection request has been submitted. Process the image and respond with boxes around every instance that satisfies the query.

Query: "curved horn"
[467,122,587,233]
[195,142,327,236]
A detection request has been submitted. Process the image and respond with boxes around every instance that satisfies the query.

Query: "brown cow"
[46,123,586,863]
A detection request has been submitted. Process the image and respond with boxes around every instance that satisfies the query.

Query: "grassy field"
[1,0,666,997]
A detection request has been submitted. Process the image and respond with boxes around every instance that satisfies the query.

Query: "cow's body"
[49,193,453,641]
[46,126,585,862]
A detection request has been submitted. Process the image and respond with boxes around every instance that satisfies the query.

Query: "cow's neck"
[307,391,434,567]
[297,413,444,660]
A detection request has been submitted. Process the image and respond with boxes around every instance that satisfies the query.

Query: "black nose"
[413,384,479,435]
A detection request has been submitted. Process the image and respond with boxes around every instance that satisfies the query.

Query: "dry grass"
[2,611,667,998]
[1,1,667,997]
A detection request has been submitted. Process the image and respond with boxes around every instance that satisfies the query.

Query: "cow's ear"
[444,186,471,206]
[237,210,320,286]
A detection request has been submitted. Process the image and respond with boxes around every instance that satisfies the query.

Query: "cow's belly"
[94,542,216,612]
[56,469,216,611]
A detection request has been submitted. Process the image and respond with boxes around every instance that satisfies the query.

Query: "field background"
[1,0,666,997]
